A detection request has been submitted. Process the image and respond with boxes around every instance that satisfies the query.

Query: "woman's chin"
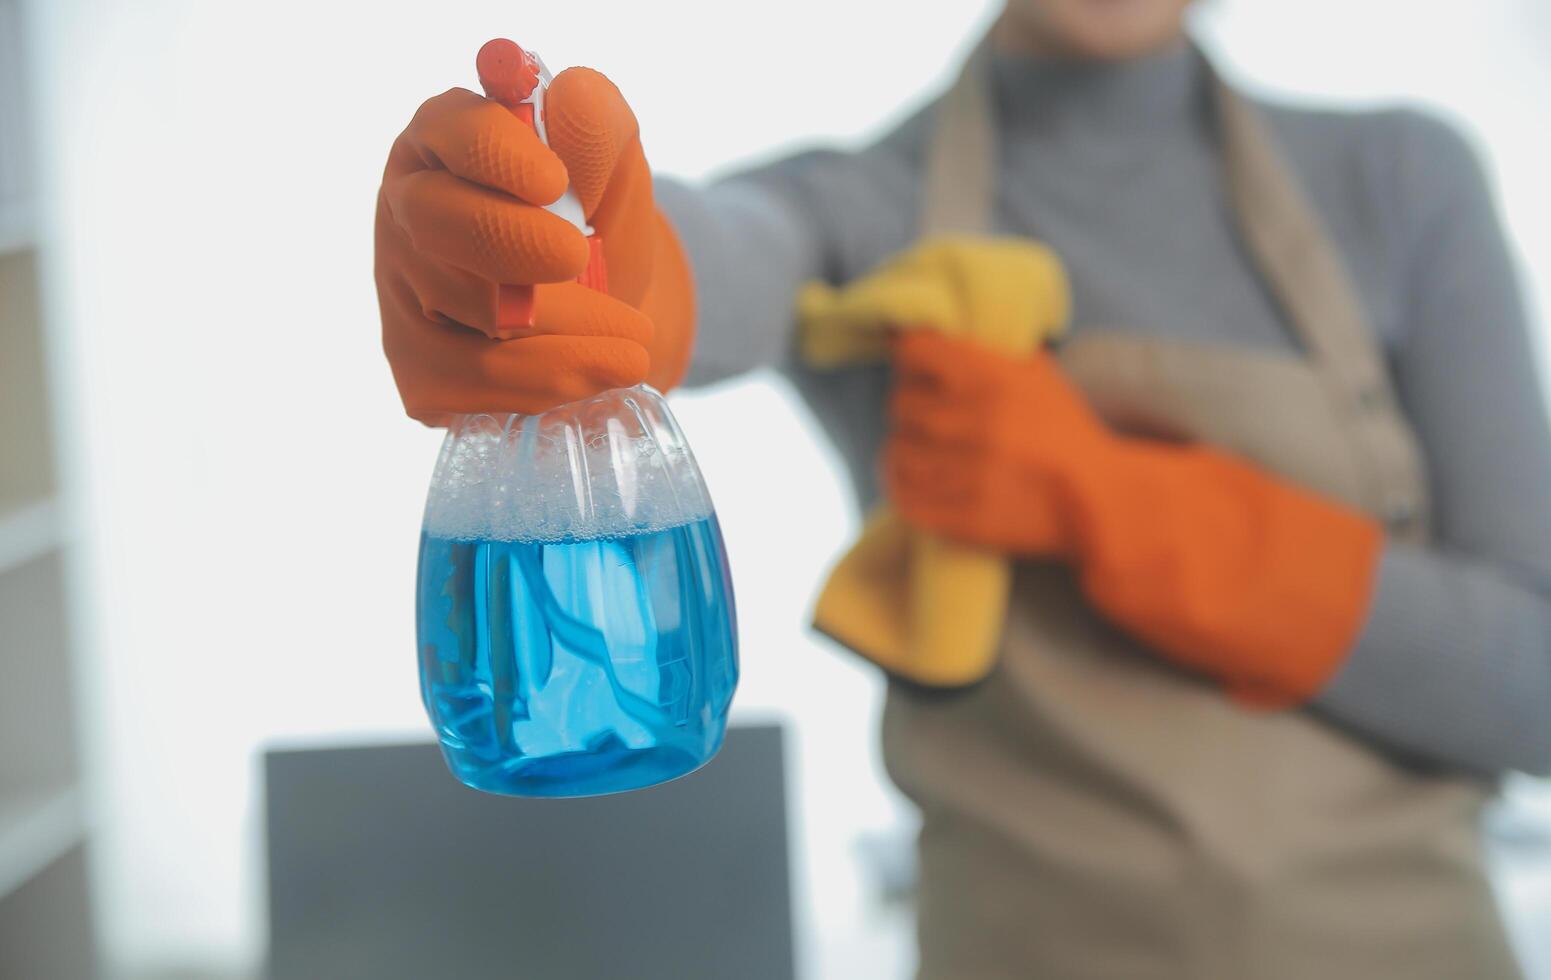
[999,0,1192,62]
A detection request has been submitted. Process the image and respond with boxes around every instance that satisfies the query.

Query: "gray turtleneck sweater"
[655,41,1551,777]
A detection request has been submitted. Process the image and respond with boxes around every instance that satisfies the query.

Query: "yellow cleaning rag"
[797,237,1070,687]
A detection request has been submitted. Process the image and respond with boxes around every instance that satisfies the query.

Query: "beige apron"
[881,45,1522,980]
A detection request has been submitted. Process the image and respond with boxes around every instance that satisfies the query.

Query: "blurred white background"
[11,0,1551,977]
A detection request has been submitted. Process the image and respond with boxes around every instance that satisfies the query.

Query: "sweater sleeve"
[655,122,927,386]
[654,172,820,385]
[1314,110,1551,776]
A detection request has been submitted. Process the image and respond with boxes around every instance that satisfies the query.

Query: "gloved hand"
[375,69,694,425]
[797,237,1069,686]
[887,332,1384,706]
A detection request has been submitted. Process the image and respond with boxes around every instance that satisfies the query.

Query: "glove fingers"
[586,138,658,305]
[546,68,639,218]
[481,333,650,404]
[524,281,655,345]
[893,332,990,398]
[886,436,980,519]
[543,68,663,305]
[386,317,649,421]
[887,432,1073,555]
[388,226,652,340]
[889,383,984,446]
[386,169,589,283]
[401,88,569,205]
[393,259,648,350]
[388,234,499,335]
[640,213,697,391]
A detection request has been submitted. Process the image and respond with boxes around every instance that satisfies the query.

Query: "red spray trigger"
[476,39,540,108]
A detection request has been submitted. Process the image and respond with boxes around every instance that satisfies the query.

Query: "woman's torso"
[779,41,1519,978]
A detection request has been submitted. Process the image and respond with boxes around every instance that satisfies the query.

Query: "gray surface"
[0,553,80,790]
[265,726,793,980]
[0,844,98,980]
[658,37,1551,775]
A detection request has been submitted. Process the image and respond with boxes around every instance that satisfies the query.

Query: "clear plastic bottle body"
[416,386,739,797]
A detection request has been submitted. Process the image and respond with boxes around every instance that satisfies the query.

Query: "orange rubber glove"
[376,70,694,425]
[887,332,1384,707]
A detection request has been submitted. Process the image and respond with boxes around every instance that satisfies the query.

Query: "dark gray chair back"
[265,725,793,980]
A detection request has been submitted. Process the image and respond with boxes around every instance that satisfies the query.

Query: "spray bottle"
[415,40,739,798]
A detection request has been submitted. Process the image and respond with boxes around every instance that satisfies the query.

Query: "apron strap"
[919,39,1430,539]
[921,41,996,236]
[1214,81,1430,536]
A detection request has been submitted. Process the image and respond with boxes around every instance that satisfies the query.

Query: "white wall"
[20,1,1550,977]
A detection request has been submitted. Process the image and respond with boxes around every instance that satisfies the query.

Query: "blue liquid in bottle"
[416,516,739,797]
